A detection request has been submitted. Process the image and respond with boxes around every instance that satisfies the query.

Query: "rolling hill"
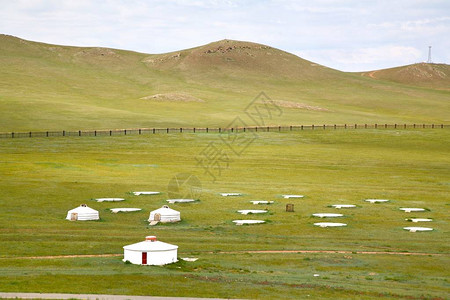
[0,34,449,131]
[359,63,450,90]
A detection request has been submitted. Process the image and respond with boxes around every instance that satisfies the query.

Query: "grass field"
[0,129,449,299]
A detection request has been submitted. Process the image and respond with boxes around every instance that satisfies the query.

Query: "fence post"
[255,127,257,132]
[219,128,221,133]
[153,128,155,134]
[312,125,314,130]
[11,132,14,138]
[206,127,209,133]
[244,127,246,132]
[432,124,434,129]
[139,129,141,135]
[63,130,65,136]
[110,130,112,136]
[29,132,31,138]
[344,124,347,129]
[413,124,415,128]
[180,128,182,133]
[78,130,81,136]
[394,124,397,129]
[355,124,357,129]
[46,131,49,137]
[375,124,377,129]
[166,128,169,133]
[423,124,425,128]
[301,125,303,130]
[385,124,387,129]
[441,124,444,129]
[94,130,97,136]
[290,125,292,131]
[194,128,196,133]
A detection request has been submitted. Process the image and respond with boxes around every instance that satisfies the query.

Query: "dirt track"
[2,249,446,260]
[0,292,232,300]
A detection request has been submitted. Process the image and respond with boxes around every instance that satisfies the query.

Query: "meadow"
[0,129,448,299]
[1,35,449,132]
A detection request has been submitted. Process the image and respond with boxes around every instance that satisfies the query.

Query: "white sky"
[1,0,449,71]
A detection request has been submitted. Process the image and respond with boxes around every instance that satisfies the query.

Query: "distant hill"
[0,34,449,131]
[359,63,450,90]
[143,39,338,78]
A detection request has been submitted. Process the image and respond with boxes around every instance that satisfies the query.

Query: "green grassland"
[1,35,449,132]
[0,129,449,299]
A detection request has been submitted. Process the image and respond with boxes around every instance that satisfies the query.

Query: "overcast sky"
[1,0,449,71]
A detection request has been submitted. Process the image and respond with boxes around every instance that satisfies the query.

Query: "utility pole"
[427,46,432,63]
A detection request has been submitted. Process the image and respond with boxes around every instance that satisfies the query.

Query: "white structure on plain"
[167,199,195,204]
[66,204,99,221]
[427,46,432,63]
[365,199,389,204]
[403,227,433,232]
[148,205,180,223]
[399,208,426,213]
[220,193,242,196]
[314,222,347,228]
[110,208,141,213]
[282,195,304,199]
[237,209,268,215]
[332,204,356,209]
[123,236,178,265]
[312,213,344,218]
[233,220,266,226]
[406,218,432,223]
[95,198,124,202]
[250,200,274,205]
[133,191,160,196]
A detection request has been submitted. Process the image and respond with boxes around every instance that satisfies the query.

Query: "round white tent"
[148,205,180,223]
[66,204,99,221]
[123,236,178,265]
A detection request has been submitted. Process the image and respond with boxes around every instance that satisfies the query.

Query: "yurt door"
[142,252,147,264]
[154,213,161,222]
[70,213,78,221]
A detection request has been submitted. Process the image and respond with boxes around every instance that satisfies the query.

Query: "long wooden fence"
[0,123,448,139]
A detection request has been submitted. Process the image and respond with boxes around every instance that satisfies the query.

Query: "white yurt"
[148,205,180,223]
[123,236,178,265]
[66,204,99,221]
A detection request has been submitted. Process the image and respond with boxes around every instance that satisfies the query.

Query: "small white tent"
[123,236,178,265]
[66,204,99,221]
[148,205,180,223]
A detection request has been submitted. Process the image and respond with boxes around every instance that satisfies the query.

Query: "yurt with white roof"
[66,204,99,221]
[148,205,180,223]
[123,236,178,265]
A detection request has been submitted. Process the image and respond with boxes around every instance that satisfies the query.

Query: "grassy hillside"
[0,129,448,299]
[359,63,450,90]
[1,34,449,131]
